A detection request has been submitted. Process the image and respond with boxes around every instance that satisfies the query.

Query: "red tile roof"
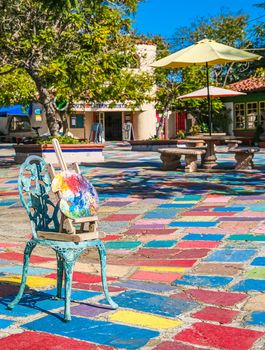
[227,76,265,92]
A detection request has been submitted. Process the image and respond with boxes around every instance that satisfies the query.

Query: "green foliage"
[0,0,153,135]
[37,135,86,144]
[189,124,201,135]
[176,130,186,139]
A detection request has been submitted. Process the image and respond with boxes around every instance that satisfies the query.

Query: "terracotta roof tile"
[227,76,265,92]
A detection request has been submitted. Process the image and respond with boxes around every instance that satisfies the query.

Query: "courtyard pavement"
[0,142,264,349]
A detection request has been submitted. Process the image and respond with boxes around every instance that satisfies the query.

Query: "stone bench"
[229,147,259,170]
[158,148,206,173]
[225,139,242,150]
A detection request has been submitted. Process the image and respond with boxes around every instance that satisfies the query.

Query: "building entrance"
[104,112,122,140]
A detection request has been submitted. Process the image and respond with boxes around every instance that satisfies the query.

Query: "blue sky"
[133,0,263,38]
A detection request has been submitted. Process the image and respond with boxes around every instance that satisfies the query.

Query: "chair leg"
[56,253,63,299]
[96,241,118,309]
[62,257,75,322]
[8,240,37,309]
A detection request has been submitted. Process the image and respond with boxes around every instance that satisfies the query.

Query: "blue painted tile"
[0,200,17,207]
[104,241,141,250]
[144,210,178,219]
[143,240,177,248]
[169,222,217,227]
[100,290,197,317]
[231,279,265,292]
[23,314,159,349]
[251,257,265,266]
[113,281,177,293]
[248,205,265,211]
[0,266,53,275]
[173,275,233,288]
[247,312,265,326]
[205,249,256,262]
[174,195,202,201]
[5,180,18,184]
[0,318,13,329]
[182,234,224,241]
[0,289,99,317]
[159,204,194,209]
[212,207,245,212]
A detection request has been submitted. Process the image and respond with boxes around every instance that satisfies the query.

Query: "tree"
[0,0,154,135]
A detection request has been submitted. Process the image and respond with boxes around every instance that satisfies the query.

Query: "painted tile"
[0,265,53,275]
[192,306,239,324]
[228,234,265,241]
[0,318,13,329]
[0,252,54,263]
[143,240,177,248]
[104,241,141,250]
[244,268,265,279]
[144,210,179,219]
[0,275,56,288]
[173,275,233,288]
[159,204,194,208]
[169,222,217,227]
[176,240,220,249]
[70,304,109,318]
[175,216,217,222]
[251,257,265,266]
[23,314,159,349]
[231,279,265,292]
[103,214,139,221]
[182,234,224,241]
[0,331,114,350]
[100,290,198,317]
[123,229,176,235]
[247,312,265,326]
[205,249,256,262]
[46,271,116,284]
[113,280,177,293]
[110,310,182,329]
[213,207,245,212]
[120,258,197,267]
[130,270,182,283]
[174,322,264,350]
[139,266,185,273]
[153,341,206,350]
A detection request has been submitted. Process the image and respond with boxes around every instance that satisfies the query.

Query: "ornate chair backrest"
[18,155,60,239]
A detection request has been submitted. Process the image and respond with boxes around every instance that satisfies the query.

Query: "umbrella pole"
[206,62,212,135]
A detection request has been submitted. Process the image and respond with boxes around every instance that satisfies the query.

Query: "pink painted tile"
[47,272,116,284]
[0,242,23,247]
[104,214,139,221]
[174,322,264,350]
[176,241,220,249]
[135,219,172,225]
[119,259,197,267]
[123,229,176,235]
[171,289,247,307]
[130,270,182,283]
[192,306,239,324]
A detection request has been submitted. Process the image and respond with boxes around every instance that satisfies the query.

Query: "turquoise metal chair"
[7,155,118,321]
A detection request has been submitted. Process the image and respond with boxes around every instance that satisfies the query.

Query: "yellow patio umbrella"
[151,39,262,134]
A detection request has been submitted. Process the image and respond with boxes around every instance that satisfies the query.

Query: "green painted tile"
[245,268,265,280]
[228,235,265,242]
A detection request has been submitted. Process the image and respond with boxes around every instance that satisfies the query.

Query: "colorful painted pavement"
[0,143,264,349]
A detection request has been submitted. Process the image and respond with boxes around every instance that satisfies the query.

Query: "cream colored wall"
[167,112,176,139]
[133,104,157,140]
[67,112,93,139]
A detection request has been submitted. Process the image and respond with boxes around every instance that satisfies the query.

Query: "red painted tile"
[0,191,19,196]
[0,242,23,247]
[102,234,120,241]
[175,322,264,350]
[153,341,206,350]
[174,249,210,259]
[136,248,209,259]
[192,306,239,324]
[0,252,55,263]
[171,289,247,306]
[73,282,125,292]
[130,270,182,283]
[123,229,176,235]
[47,272,116,284]
[176,241,220,249]
[103,214,139,221]
[0,331,114,350]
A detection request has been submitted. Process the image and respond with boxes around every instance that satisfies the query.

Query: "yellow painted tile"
[175,216,217,222]
[139,266,185,273]
[109,310,183,329]
[98,207,121,213]
[0,275,56,288]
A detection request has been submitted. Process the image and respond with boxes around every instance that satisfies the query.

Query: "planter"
[129,140,179,151]
[13,143,105,164]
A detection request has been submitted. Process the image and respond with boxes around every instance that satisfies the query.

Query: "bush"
[176,130,186,139]
[37,135,87,145]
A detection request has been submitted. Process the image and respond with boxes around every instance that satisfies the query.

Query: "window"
[235,103,245,129]
[70,114,84,128]
[246,102,258,129]
[9,116,31,132]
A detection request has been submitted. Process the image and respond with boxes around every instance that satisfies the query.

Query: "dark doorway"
[104,112,122,140]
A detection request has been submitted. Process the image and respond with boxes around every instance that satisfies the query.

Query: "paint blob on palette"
[51,171,99,219]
